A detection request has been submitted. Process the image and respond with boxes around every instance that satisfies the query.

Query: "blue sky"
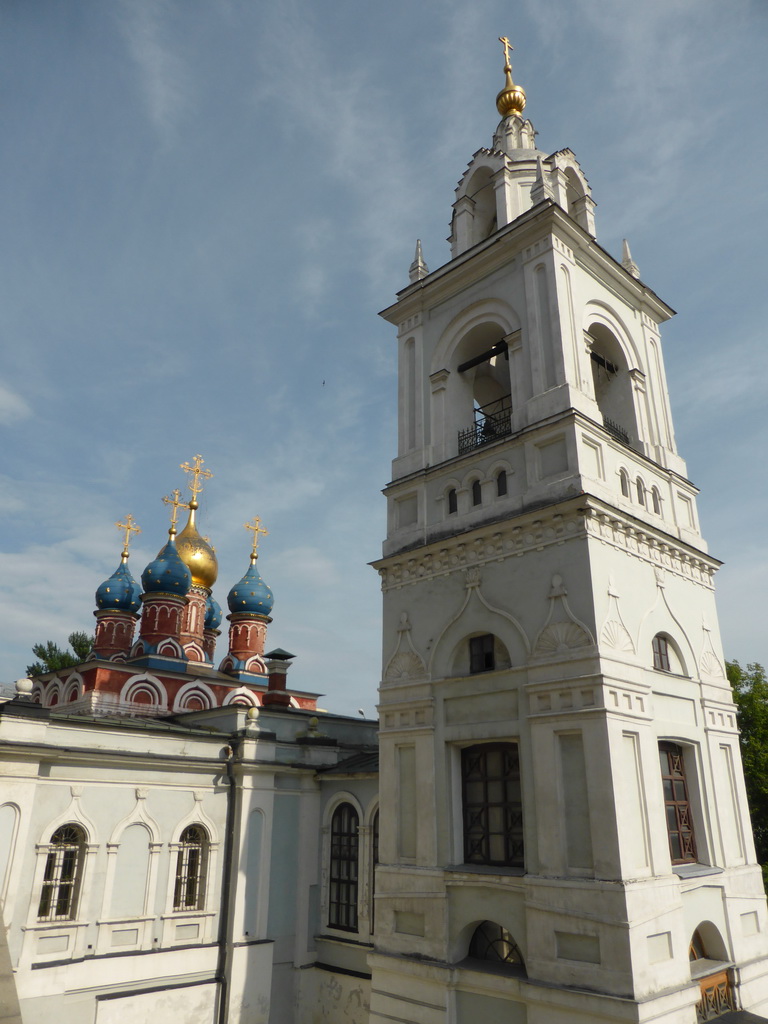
[0,0,766,713]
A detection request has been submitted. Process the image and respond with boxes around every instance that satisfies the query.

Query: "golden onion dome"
[496,64,526,118]
[175,501,218,589]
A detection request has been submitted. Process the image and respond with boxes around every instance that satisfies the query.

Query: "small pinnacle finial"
[621,239,640,279]
[531,156,554,205]
[496,35,526,118]
[408,239,429,283]
[244,516,269,562]
[180,454,213,510]
[115,514,141,560]
[162,488,188,537]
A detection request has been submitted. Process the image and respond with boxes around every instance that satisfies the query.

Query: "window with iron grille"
[37,824,86,921]
[469,634,495,674]
[659,742,697,864]
[173,825,208,911]
[468,920,525,970]
[653,633,671,672]
[329,803,359,931]
[462,744,524,867]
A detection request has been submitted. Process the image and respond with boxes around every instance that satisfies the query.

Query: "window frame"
[172,824,209,912]
[496,470,508,497]
[328,802,360,932]
[37,824,86,922]
[461,743,524,869]
[469,634,495,674]
[659,742,698,865]
[447,488,458,515]
[652,633,671,672]
[471,479,482,506]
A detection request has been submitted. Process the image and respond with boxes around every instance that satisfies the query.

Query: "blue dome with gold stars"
[205,594,222,630]
[96,559,142,613]
[227,558,273,617]
[141,538,192,595]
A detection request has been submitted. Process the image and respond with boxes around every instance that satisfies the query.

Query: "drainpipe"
[216,736,239,1024]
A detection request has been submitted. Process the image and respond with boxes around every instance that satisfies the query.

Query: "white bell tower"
[370,41,768,1024]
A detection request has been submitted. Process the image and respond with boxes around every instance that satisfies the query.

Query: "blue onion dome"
[141,536,192,595]
[96,557,142,613]
[227,556,274,616]
[205,594,222,630]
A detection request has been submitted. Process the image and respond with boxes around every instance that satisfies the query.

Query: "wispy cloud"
[117,0,191,140]
[0,381,32,425]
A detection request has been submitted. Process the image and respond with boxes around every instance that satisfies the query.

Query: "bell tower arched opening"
[453,323,512,456]
[587,322,639,448]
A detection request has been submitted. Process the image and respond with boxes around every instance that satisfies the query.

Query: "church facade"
[2,44,767,1024]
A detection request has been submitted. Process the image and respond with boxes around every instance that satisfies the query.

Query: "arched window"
[652,633,670,672]
[471,480,482,506]
[636,477,646,506]
[496,470,507,497]
[38,824,86,921]
[173,825,209,911]
[462,744,524,867]
[447,488,458,515]
[659,743,697,864]
[690,925,734,1018]
[468,920,525,970]
[652,487,662,514]
[619,469,630,497]
[329,803,359,931]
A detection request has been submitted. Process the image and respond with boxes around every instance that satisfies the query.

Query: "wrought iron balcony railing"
[603,417,630,447]
[458,395,512,455]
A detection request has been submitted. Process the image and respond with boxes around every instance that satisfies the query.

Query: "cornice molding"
[374,495,718,593]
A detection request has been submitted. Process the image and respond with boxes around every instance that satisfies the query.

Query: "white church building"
[2,44,767,1024]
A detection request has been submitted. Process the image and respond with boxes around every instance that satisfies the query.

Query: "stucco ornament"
[534,574,595,656]
[383,612,427,681]
[600,578,635,653]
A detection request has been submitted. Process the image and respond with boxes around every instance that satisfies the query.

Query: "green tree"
[727,660,768,868]
[26,631,93,677]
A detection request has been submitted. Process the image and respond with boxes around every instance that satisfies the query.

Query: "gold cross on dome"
[499,35,514,67]
[180,454,213,502]
[115,513,141,556]
[162,488,188,533]
[244,516,268,558]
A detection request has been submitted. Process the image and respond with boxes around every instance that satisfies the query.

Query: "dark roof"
[321,750,379,775]
[716,1013,768,1023]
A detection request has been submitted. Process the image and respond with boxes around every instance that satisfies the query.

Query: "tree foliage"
[727,660,768,866]
[26,631,93,677]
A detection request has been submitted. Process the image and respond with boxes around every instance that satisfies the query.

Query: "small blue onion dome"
[96,559,142,613]
[227,557,274,616]
[205,594,222,630]
[141,537,192,595]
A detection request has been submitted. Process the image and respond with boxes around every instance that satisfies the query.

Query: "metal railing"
[603,417,630,447]
[458,395,512,455]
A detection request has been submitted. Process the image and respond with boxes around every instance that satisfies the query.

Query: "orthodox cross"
[499,35,514,67]
[162,488,187,534]
[180,454,213,504]
[244,516,268,559]
[115,514,141,557]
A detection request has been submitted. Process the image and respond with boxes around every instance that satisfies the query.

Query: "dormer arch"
[548,149,596,235]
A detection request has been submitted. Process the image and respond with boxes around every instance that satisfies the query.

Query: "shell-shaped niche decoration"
[384,612,427,682]
[533,574,595,657]
[700,651,725,679]
[536,621,592,655]
[600,619,635,653]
